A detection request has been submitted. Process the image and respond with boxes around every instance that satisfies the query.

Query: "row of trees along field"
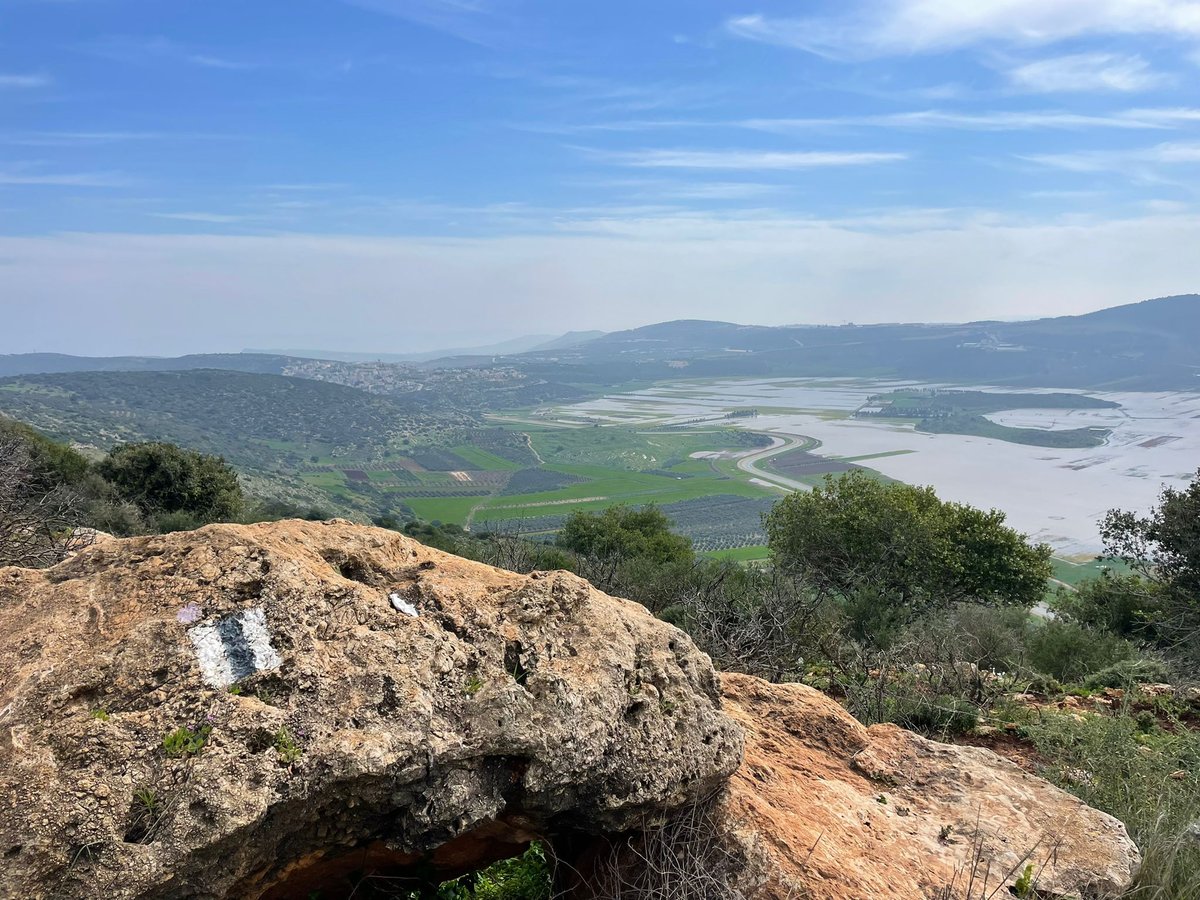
[2,418,1198,898]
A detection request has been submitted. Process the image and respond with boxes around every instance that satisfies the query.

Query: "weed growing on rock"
[463,675,484,696]
[273,727,302,765]
[124,788,164,845]
[162,724,211,759]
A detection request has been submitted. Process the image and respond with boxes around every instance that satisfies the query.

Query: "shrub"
[1083,657,1174,690]
[1024,619,1136,683]
[1013,706,1200,898]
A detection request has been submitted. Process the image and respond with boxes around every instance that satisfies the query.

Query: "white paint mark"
[187,607,282,689]
[188,623,235,688]
[238,607,282,672]
[389,592,419,618]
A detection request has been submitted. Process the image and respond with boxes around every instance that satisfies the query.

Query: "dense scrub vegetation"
[861,389,1115,448]
[0,418,328,565]
[404,471,1200,899]
[4,414,1197,897]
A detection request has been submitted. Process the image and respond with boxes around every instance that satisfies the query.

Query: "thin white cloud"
[727,1,1200,59]
[0,131,235,147]
[0,170,131,187]
[658,182,776,200]
[185,54,256,71]
[1024,140,1200,172]
[0,73,52,89]
[743,107,1200,132]
[87,36,255,71]
[1006,53,1171,92]
[595,148,908,170]
[152,212,248,223]
[341,0,497,44]
[536,107,1200,137]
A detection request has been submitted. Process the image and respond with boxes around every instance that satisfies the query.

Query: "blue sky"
[2,0,1200,354]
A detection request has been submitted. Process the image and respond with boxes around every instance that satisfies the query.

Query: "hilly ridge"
[515,294,1200,390]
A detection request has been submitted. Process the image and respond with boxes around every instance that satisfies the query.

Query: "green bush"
[881,693,979,737]
[1024,619,1136,683]
[98,442,243,524]
[437,844,551,900]
[1084,657,1174,690]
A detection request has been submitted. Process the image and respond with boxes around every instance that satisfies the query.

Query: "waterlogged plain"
[545,378,1200,556]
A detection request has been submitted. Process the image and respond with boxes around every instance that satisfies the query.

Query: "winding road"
[734,433,817,492]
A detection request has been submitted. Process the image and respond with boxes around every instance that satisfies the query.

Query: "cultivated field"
[540,378,1200,556]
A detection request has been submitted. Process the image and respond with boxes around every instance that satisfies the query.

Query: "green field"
[282,424,783,547]
[1050,556,1130,587]
[706,545,771,563]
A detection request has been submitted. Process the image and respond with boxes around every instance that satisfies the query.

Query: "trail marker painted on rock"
[389,592,419,617]
[188,607,282,688]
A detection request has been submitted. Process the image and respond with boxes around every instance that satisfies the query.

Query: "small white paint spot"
[389,592,419,618]
[177,602,202,625]
[187,607,282,689]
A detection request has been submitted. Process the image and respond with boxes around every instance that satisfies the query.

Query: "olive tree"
[1102,470,1200,658]
[764,471,1052,645]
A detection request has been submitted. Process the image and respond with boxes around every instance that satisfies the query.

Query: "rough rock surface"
[719,674,1141,900]
[0,520,1141,900]
[0,521,742,899]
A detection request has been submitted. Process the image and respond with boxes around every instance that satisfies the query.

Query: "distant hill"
[523,331,608,353]
[0,352,301,378]
[518,295,1200,390]
[246,330,604,364]
[5,295,1198,390]
[0,369,465,470]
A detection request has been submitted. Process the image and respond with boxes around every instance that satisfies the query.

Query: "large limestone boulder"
[0,520,1141,899]
[719,674,1141,899]
[0,521,741,899]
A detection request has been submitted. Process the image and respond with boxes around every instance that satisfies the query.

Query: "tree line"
[0,419,327,568]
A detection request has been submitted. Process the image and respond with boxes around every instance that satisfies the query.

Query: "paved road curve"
[734,434,816,492]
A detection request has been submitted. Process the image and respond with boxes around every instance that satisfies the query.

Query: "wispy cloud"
[0,73,52,89]
[151,212,248,223]
[727,1,1200,59]
[186,54,255,71]
[260,183,349,192]
[0,169,132,187]
[0,131,235,147]
[341,0,498,45]
[1005,53,1171,93]
[742,107,1200,132]
[1023,140,1200,172]
[86,36,256,70]
[537,107,1200,137]
[593,148,908,171]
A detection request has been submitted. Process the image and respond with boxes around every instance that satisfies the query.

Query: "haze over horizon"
[4,0,1200,355]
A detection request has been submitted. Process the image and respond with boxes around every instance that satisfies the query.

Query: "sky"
[2,0,1200,355]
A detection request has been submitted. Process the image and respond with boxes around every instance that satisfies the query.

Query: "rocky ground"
[0,520,1141,899]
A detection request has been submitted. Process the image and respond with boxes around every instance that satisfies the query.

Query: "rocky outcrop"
[0,521,741,899]
[0,520,1140,899]
[718,674,1140,899]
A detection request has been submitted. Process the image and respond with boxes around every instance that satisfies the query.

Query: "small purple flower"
[177,603,202,625]
[205,714,216,725]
